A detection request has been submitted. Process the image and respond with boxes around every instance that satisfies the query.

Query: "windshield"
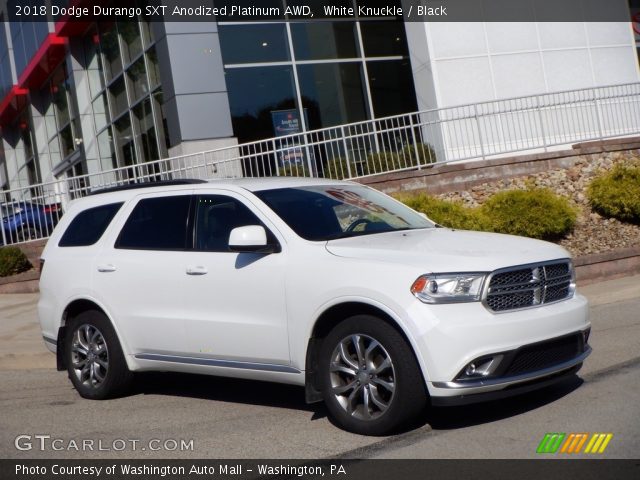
[255,185,434,241]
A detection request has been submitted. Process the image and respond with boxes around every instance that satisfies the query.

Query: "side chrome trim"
[135,353,301,374]
[43,335,57,345]
[432,347,591,393]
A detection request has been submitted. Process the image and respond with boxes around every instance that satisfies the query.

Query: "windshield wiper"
[323,227,418,241]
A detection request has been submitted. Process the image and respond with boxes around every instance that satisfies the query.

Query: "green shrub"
[323,156,350,180]
[401,143,437,165]
[278,162,310,177]
[321,144,437,180]
[587,164,640,223]
[480,188,577,240]
[324,152,402,178]
[324,153,401,179]
[324,145,437,180]
[398,188,577,240]
[365,145,436,174]
[397,193,489,231]
[0,247,32,277]
[364,152,402,175]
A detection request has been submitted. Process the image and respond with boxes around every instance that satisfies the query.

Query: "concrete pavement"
[0,293,51,370]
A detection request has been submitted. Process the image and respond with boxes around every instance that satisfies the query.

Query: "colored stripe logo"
[537,433,566,453]
[537,433,613,454]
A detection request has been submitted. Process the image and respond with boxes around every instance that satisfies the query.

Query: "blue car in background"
[0,201,62,245]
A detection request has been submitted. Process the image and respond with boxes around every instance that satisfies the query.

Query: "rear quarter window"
[58,203,123,247]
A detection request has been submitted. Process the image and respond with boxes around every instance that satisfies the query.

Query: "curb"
[0,269,39,294]
[574,246,640,285]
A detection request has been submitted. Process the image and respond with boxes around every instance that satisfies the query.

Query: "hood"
[325,228,570,273]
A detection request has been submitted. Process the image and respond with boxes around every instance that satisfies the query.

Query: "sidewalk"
[1,275,639,371]
[0,293,52,370]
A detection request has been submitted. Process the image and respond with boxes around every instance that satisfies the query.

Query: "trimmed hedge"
[0,247,32,277]
[480,188,577,240]
[324,156,350,179]
[587,164,640,223]
[401,142,437,165]
[309,143,437,180]
[278,162,310,177]
[398,188,577,241]
[364,152,402,174]
[398,193,489,231]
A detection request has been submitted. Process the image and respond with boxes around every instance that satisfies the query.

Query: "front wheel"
[319,315,427,435]
[65,311,133,399]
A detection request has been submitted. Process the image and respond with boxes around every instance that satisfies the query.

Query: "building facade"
[0,0,639,193]
[407,1,640,111]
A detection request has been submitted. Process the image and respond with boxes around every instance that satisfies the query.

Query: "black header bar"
[6,0,637,23]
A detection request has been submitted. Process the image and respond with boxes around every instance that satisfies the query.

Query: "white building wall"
[405,1,640,161]
[413,20,640,109]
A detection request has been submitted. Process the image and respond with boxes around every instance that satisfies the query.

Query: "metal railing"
[1,82,639,246]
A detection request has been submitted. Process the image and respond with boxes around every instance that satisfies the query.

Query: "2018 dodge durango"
[38,178,590,435]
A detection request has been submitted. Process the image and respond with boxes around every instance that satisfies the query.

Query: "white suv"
[38,178,590,435]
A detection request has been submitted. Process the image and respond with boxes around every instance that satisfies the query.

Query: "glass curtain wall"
[0,17,13,101]
[8,108,41,194]
[81,12,167,181]
[41,64,82,176]
[218,0,417,144]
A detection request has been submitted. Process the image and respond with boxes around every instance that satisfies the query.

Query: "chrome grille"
[485,260,574,312]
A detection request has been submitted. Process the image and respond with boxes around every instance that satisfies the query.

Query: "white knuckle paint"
[38,178,590,432]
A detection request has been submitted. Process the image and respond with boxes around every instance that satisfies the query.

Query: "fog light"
[458,354,504,380]
[583,328,591,345]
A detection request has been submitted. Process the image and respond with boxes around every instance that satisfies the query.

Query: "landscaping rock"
[433,152,640,257]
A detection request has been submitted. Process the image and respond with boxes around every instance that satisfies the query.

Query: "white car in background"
[38,178,590,435]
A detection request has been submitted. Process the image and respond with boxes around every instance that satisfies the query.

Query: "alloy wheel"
[329,334,396,421]
[71,324,109,388]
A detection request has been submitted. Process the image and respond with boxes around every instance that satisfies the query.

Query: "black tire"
[319,315,427,435]
[17,226,39,242]
[64,310,133,399]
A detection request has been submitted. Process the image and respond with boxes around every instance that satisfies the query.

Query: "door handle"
[186,265,208,276]
[97,264,117,273]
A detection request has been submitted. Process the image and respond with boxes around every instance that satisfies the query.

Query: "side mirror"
[228,225,277,253]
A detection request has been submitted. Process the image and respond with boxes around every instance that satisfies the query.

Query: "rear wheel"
[65,310,133,399]
[17,226,39,242]
[319,315,427,435]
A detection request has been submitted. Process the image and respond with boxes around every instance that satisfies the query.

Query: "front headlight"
[411,273,487,304]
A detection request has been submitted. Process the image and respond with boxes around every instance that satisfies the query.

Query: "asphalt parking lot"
[1,276,639,459]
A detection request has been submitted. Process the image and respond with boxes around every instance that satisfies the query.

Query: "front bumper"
[406,293,590,400]
[430,363,584,406]
[430,346,590,406]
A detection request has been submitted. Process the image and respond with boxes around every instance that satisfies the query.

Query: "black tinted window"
[255,185,432,241]
[195,195,275,252]
[59,203,123,247]
[116,196,191,250]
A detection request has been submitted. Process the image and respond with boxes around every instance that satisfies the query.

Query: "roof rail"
[88,179,207,196]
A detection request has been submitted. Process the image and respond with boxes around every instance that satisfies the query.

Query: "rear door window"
[115,196,192,250]
[59,203,123,247]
